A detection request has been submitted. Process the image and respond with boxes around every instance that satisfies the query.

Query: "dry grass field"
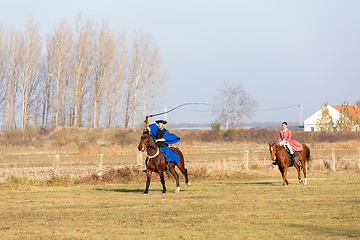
[0,170,359,240]
[0,128,359,239]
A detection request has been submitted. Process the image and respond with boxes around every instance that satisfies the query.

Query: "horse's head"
[138,130,156,152]
[268,142,278,161]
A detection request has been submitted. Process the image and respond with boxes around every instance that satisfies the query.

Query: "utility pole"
[299,104,303,126]
[164,106,167,121]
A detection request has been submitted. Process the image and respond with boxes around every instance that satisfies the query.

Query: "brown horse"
[138,130,191,194]
[268,142,311,186]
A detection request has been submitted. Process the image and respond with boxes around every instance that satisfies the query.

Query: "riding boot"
[165,162,170,175]
[289,154,296,167]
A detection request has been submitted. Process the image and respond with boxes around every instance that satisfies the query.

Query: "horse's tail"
[170,147,184,162]
[302,144,311,162]
[170,146,190,186]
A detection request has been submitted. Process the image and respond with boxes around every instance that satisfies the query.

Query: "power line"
[255,105,300,112]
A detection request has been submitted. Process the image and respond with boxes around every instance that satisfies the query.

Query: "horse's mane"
[270,142,286,153]
[143,130,157,149]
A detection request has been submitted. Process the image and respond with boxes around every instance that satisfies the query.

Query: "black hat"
[156,120,167,124]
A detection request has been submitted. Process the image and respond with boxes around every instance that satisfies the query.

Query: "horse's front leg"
[283,166,289,185]
[278,165,284,185]
[169,162,180,193]
[144,169,152,194]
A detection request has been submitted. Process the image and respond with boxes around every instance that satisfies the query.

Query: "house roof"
[304,105,340,125]
[331,105,358,117]
[304,104,360,125]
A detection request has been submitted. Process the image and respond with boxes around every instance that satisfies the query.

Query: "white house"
[303,104,358,131]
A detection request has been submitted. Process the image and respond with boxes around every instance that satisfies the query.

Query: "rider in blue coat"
[147,120,180,165]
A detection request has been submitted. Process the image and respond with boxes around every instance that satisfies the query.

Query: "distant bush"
[172,128,360,144]
[211,122,221,134]
[0,127,359,149]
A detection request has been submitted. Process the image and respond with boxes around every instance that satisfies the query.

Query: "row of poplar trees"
[0,15,167,131]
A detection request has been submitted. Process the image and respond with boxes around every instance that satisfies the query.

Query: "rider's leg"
[286,143,296,166]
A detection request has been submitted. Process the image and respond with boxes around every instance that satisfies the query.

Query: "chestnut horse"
[268,142,311,186]
[138,130,191,194]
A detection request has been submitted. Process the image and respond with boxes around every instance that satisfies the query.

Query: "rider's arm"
[287,130,292,140]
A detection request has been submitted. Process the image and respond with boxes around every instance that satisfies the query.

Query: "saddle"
[284,146,299,159]
[284,146,302,169]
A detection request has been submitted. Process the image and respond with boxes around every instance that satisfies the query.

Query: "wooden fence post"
[330,148,336,171]
[97,154,103,177]
[357,147,360,169]
[53,155,60,177]
[244,150,249,170]
[137,152,143,168]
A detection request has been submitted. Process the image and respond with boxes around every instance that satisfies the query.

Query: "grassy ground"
[0,131,359,239]
[0,171,359,240]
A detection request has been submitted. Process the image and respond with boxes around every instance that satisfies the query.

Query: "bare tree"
[46,18,73,128]
[0,17,168,130]
[106,30,128,128]
[123,30,167,128]
[213,82,257,129]
[4,28,22,130]
[91,22,116,128]
[18,18,42,131]
[140,45,167,123]
[72,14,95,127]
[0,24,6,121]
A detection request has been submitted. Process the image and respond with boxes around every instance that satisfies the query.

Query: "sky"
[1,0,359,126]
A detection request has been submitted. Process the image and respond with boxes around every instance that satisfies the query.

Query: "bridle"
[140,132,160,159]
[270,143,278,161]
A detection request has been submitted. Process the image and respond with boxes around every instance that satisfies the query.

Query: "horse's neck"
[146,140,158,154]
[276,145,286,157]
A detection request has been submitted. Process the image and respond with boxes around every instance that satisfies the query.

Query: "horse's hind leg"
[302,158,307,185]
[169,163,180,193]
[294,159,302,184]
[176,161,191,186]
[158,171,166,194]
[298,152,308,185]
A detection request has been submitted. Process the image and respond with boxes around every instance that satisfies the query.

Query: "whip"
[144,102,213,123]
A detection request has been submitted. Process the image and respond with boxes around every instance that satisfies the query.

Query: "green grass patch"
[0,172,359,239]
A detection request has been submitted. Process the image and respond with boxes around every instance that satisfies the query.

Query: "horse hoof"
[143,192,148,194]
[175,187,180,193]
[187,182,191,186]
[299,179,303,183]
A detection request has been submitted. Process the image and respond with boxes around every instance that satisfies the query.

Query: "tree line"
[0,15,167,131]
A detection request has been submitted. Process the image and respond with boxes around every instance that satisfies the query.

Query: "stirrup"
[165,162,170,175]
[289,155,295,167]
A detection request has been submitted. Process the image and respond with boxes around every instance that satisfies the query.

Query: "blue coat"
[149,123,180,163]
